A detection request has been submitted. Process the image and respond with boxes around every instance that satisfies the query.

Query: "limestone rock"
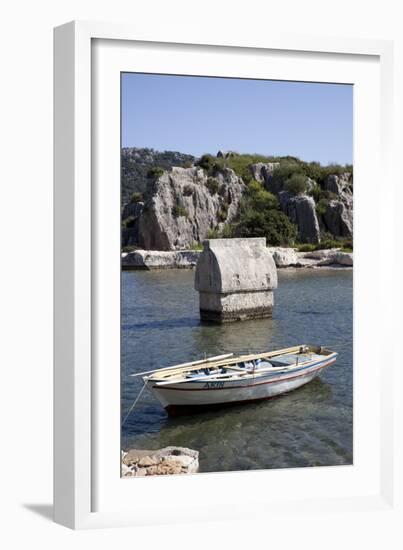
[121,249,200,270]
[323,199,353,238]
[195,238,277,322]
[122,201,144,247]
[122,446,199,477]
[137,456,158,467]
[297,248,353,267]
[267,247,298,267]
[137,166,246,250]
[122,201,144,221]
[280,193,321,244]
[323,173,352,196]
[332,251,353,266]
[249,162,280,185]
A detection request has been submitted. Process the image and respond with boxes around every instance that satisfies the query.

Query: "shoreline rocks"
[122,249,201,270]
[122,446,199,477]
[122,247,353,270]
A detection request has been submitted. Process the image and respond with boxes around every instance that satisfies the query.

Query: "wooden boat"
[131,345,337,415]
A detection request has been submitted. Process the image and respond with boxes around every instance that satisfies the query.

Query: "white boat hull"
[149,356,336,414]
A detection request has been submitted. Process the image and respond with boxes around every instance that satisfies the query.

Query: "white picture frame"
[54,20,398,530]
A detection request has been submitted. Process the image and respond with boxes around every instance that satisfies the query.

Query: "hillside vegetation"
[121,149,353,251]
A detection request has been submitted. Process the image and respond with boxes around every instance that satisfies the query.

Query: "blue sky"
[122,73,353,165]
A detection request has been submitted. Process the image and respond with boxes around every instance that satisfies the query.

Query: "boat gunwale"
[149,352,338,388]
[144,344,333,382]
[152,357,337,392]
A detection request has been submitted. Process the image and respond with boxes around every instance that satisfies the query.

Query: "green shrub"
[296,237,353,252]
[244,180,279,212]
[295,243,316,252]
[172,205,188,218]
[316,239,343,250]
[207,228,221,239]
[147,166,164,179]
[121,245,139,253]
[218,202,229,222]
[220,223,236,238]
[130,192,143,203]
[270,161,303,190]
[236,209,297,246]
[208,153,278,184]
[206,177,220,195]
[189,241,203,250]
[304,161,323,182]
[315,198,329,216]
[284,173,307,195]
[122,216,136,228]
[196,154,216,171]
[341,239,353,251]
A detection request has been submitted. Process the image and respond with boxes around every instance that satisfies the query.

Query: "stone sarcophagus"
[194,238,277,322]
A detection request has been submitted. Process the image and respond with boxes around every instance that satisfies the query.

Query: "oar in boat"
[129,353,234,378]
[155,371,237,387]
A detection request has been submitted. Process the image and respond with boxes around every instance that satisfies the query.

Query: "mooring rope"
[122,379,149,427]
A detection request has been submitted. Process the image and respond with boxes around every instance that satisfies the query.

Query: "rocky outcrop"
[137,166,245,250]
[323,200,353,238]
[323,173,352,196]
[299,248,353,266]
[121,147,195,206]
[248,163,352,242]
[250,162,280,185]
[321,173,353,238]
[122,447,199,477]
[195,238,278,322]
[266,247,353,268]
[122,201,144,247]
[280,193,321,244]
[122,249,200,270]
[217,150,236,158]
[267,247,298,267]
[121,150,353,249]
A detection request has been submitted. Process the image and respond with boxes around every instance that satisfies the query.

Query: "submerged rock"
[122,446,199,477]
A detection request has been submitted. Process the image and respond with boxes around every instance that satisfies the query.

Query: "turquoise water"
[121,268,353,472]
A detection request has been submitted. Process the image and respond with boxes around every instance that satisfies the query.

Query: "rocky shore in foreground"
[122,446,199,477]
[122,247,353,270]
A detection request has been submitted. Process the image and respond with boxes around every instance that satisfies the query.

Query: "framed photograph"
[54,21,397,529]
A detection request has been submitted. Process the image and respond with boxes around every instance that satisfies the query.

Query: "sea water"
[121,268,352,472]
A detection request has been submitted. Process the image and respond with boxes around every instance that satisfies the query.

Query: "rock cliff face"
[250,163,353,244]
[121,147,195,206]
[322,173,353,237]
[121,151,353,250]
[136,166,245,250]
[279,192,321,244]
[250,162,280,185]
